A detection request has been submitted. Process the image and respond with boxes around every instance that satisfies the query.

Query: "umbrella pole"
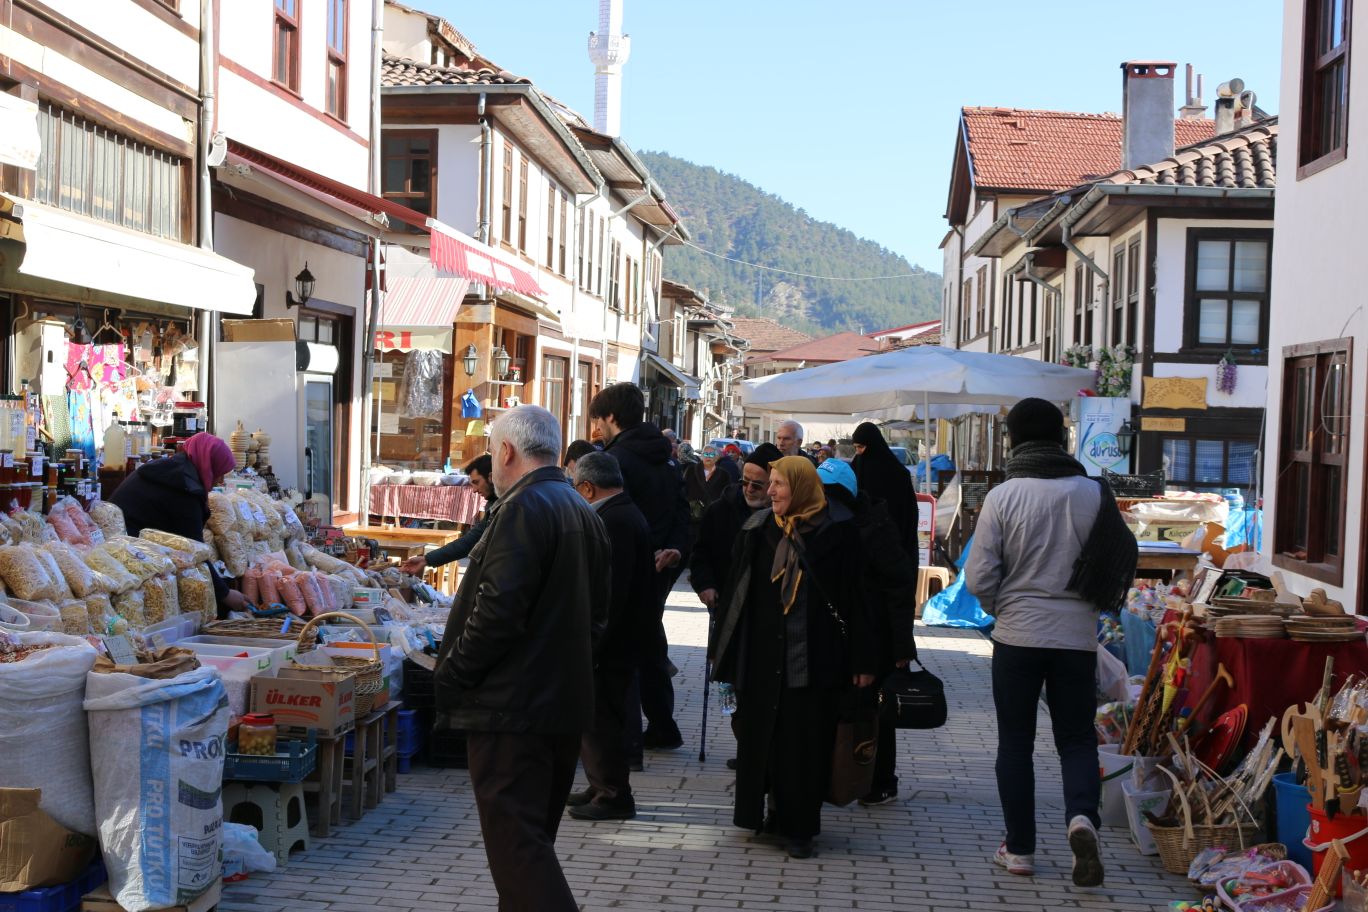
[923,390,931,496]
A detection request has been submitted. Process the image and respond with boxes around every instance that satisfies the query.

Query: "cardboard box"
[82,879,220,912]
[251,670,355,737]
[0,789,98,892]
[1128,522,1200,544]
[221,319,296,343]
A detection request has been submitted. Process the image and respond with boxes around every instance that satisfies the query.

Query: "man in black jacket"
[565,452,654,821]
[690,442,781,613]
[435,406,610,911]
[589,383,690,750]
[400,455,495,576]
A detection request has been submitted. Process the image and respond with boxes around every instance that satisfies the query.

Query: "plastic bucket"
[1305,804,1368,896]
[1099,745,1133,829]
[1272,773,1312,868]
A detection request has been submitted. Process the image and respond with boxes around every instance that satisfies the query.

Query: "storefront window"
[1160,436,1258,494]
[373,348,451,470]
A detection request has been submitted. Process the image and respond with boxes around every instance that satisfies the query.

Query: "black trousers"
[466,731,581,912]
[580,667,633,803]
[991,640,1101,855]
[638,568,679,737]
[871,716,899,793]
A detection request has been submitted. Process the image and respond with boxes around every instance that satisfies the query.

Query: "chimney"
[1214,78,1257,135]
[1121,61,1177,170]
[1179,64,1207,119]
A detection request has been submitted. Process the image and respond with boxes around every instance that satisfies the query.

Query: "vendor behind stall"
[109,432,245,614]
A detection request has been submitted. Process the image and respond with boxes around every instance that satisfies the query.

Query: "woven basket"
[1147,764,1263,875]
[205,619,300,640]
[293,611,384,716]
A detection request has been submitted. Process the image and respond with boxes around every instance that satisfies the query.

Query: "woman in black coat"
[109,432,244,614]
[851,422,918,556]
[710,456,878,858]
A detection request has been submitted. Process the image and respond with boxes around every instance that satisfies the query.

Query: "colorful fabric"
[64,343,127,392]
[66,389,96,462]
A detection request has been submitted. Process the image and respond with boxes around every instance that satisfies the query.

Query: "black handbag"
[879,662,948,729]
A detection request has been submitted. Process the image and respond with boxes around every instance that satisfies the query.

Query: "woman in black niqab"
[851,421,918,555]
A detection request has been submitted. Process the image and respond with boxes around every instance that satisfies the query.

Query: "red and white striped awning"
[428,220,546,298]
[374,273,470,353]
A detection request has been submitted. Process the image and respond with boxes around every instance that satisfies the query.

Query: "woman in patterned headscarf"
[708,456,877,859]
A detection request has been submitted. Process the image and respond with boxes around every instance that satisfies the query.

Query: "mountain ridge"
[641,150,941,336]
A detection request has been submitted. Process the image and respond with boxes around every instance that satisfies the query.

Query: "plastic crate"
[223,736,317,782]
[426,729,468,769]
[0,861,104,912]
[402,659,435,710]
[397,709,423,756]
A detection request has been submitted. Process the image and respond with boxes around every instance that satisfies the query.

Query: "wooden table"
[343,701,402,819]
[343,525,464,594]
[1136,544,1202,580]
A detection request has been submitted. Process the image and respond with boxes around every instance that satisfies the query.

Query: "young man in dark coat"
[565,452,655,821]
[589,382,691,750]
[401,454,495,575]
[434,406,611,911]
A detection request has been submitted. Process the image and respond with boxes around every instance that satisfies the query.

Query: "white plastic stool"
[916,567,954,616]
[223,781,311,865]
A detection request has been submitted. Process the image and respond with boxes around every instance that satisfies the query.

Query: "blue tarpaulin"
[921,535,994,629]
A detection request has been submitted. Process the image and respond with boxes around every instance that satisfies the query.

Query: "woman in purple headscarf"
[109,431,245,615]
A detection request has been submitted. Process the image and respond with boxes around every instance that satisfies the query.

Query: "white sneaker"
[993,843,1035,876]
[1067,815,1104,887]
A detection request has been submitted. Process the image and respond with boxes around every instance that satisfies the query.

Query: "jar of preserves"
[237,714,277,756]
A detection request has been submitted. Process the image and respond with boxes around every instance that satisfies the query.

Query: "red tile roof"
[962,107,1216,192]
[729,317,812,355]
[752,331,881,365]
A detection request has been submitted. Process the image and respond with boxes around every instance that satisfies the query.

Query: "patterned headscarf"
[769,455,827,614]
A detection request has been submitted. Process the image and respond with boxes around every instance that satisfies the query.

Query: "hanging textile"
[66,389,96,461]
[64,343,128,392]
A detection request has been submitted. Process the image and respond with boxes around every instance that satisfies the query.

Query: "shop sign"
[1073,396,1129,477]
[374,326,453,353]
[1142,376,1208,410]
[0,93,40,170]
[1142,417,1187,432]
[915,494,935,566]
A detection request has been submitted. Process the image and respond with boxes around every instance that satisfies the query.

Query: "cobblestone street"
[220,581,1184,911]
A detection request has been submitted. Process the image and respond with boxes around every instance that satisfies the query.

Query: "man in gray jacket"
[966,398,1108,889]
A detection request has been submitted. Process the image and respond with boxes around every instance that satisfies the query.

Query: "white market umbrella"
[741,345,1097,492]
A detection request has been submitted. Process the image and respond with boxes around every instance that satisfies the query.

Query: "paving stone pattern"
[220,581,1187,911]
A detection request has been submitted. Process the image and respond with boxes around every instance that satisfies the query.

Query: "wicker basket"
[1190,843,1287,893]
[292,611,384,716]
[205,619,301,640]
[1147,764,1263,875]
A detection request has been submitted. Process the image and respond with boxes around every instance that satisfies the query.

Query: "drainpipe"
[1061,220,1109,354]
[951,226,965,348]
[197,0,216,426]
[360,0,385,515]
[477,93,492,245]
[1006,212,1063,356]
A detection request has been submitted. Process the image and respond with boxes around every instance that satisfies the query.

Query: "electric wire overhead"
[680,239,924,282]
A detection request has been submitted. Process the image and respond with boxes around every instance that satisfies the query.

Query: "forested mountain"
[640,151,941,335]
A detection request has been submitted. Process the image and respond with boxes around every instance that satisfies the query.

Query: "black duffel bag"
[879,661,948,729]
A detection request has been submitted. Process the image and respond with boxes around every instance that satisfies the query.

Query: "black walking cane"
[699,656,710,763]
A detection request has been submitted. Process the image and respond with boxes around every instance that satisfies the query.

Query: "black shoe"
[858,788,898,807]
[568,799,636,821]
[565,788,596,808]
[725,757,738,770]
[642,726,684,750]
[785,837,814,859]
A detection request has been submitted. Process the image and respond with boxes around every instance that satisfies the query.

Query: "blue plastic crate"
[397,709,423,756]
[0,861,104,912]
[223,735,318,782]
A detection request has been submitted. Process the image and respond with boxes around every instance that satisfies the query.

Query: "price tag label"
[104,634,137,666]
[30,456,43,477]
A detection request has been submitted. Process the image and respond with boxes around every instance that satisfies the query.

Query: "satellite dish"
[206,132,227,168]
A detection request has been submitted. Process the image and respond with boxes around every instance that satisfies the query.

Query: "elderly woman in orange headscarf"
[708,456,878,859]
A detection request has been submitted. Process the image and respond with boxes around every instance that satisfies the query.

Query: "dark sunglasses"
[741,479,767,492]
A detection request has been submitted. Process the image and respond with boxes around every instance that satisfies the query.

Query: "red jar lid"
[240,713,275,726]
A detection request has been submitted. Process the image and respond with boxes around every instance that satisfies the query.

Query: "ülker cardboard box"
[250,671,355,737]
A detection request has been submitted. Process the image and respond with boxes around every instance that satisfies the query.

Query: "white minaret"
[587,0,630,136]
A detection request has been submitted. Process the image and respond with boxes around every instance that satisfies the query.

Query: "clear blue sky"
[417,0,1284,273]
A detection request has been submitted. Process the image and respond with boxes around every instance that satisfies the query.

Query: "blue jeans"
[991,640,1100,855]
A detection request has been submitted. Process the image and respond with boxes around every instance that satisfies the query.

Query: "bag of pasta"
[111,588,146,628]
[89,501,127,539]
[177,565,215,625]
[84,593,125,637]
[216,530,249,578]
[141,575,178,626]
[45,542,101,598]
[58,600,92,636]
[100,537,177,581]
[206,493,237,540]
[82,547,140,592]
[0,544,60,601]
[137,529,213,570]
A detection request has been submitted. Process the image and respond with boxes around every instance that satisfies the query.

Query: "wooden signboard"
[1142,377,1208,410]
[1142,416,1187,432]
